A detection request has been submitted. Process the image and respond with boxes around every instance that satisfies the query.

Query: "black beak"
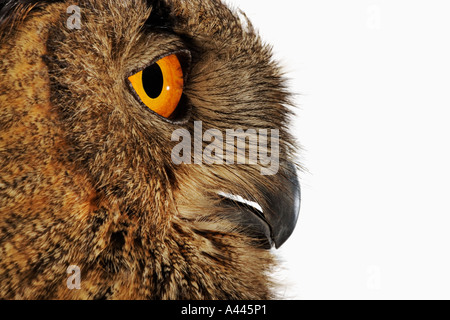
[262,161,301,248]
[219,161,301,249]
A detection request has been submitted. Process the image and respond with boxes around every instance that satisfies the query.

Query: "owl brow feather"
[0,0,63,40]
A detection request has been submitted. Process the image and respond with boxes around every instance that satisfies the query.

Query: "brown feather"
[0,0,299,299]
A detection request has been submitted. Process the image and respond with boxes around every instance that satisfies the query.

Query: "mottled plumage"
[0,0,300,299]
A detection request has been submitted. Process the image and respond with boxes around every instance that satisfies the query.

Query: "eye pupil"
[142,63,164,99]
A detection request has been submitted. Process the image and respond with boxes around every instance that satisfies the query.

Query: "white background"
[226,0,450,299]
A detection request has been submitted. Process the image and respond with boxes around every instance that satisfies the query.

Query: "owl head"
[0,0,300,299]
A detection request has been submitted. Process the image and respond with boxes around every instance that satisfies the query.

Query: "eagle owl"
[0,0,301,299]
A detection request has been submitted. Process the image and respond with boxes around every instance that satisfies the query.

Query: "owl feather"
[0,0,300,299]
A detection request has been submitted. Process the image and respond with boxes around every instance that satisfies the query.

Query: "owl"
[0,0,301,299]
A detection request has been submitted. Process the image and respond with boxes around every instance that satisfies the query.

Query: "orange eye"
[128,54,184,119]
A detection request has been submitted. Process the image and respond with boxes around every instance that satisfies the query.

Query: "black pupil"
[142,63,164,99]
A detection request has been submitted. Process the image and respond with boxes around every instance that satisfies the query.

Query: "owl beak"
[219,161,300,249]
[262,161,301,248]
